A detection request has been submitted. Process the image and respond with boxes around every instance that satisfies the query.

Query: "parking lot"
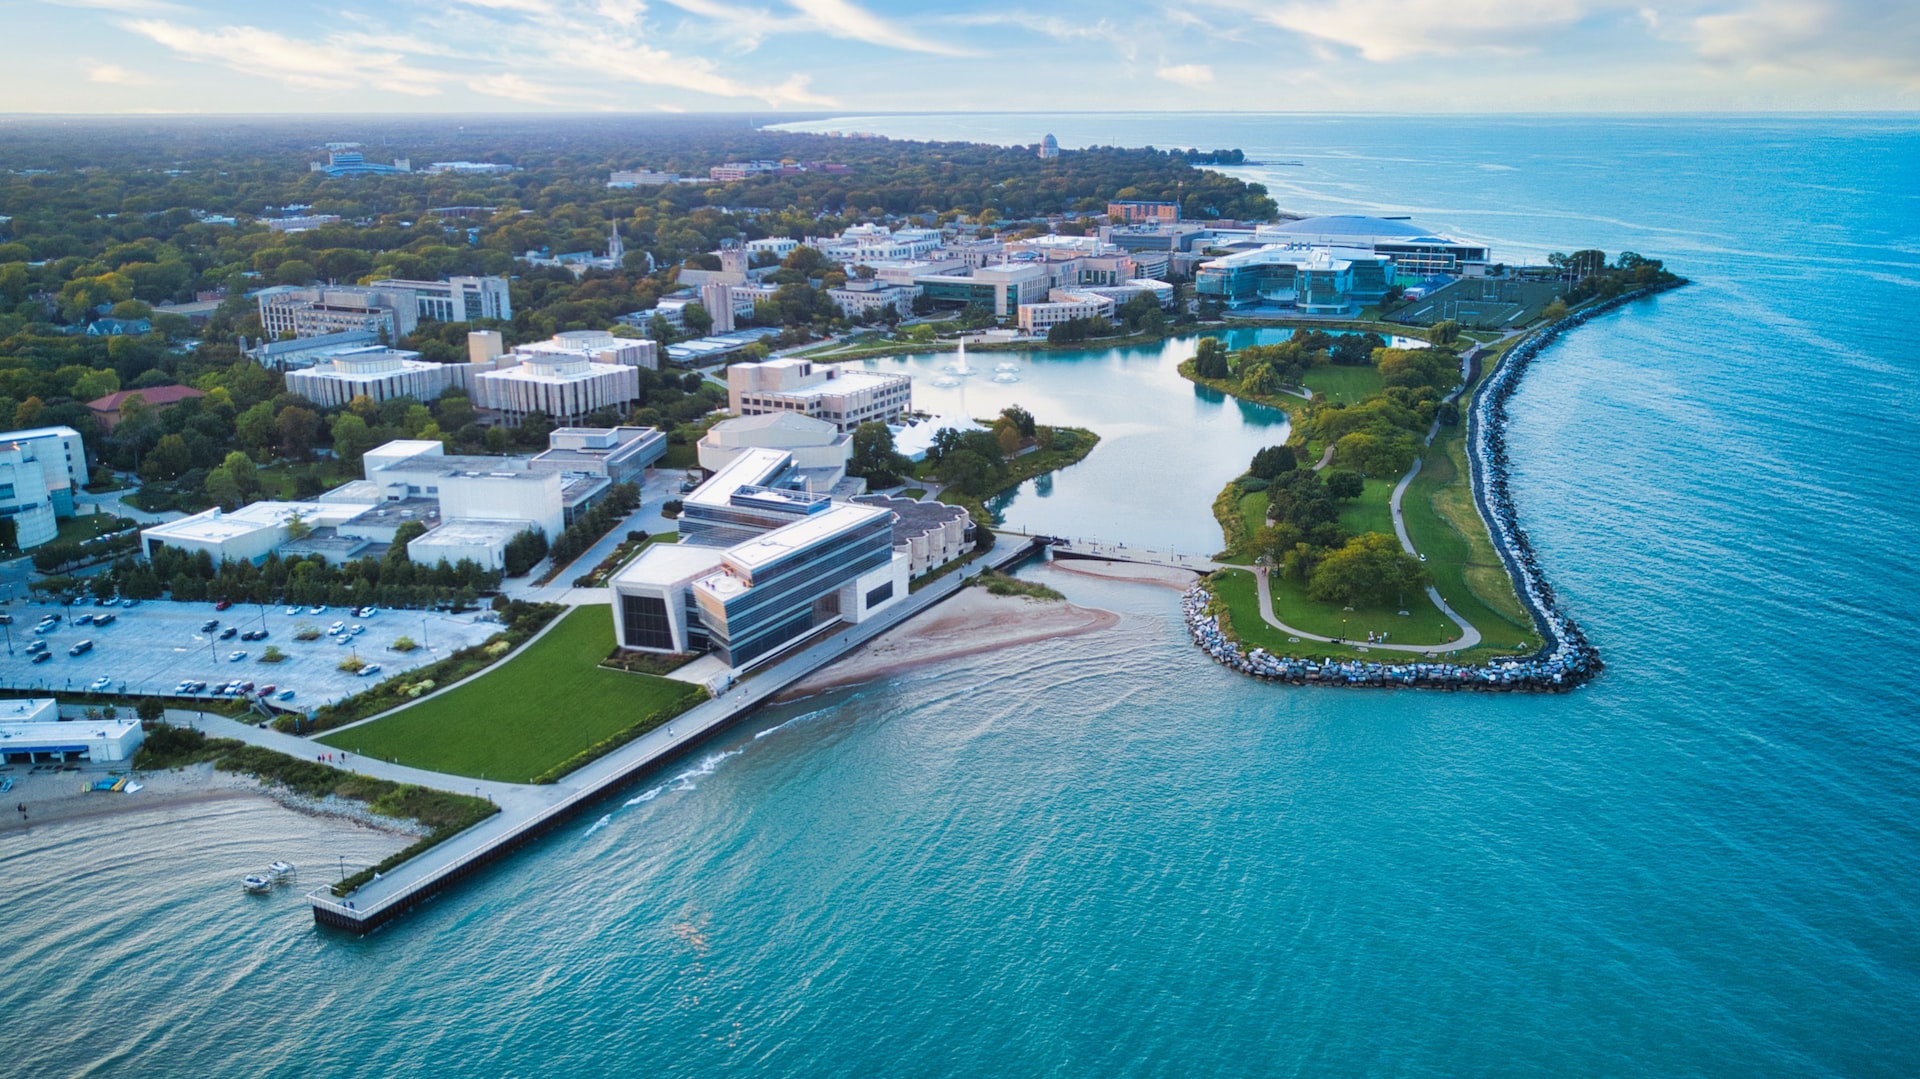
[0,598,503,711]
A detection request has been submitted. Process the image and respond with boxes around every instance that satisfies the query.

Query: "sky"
[3,0,1915,114]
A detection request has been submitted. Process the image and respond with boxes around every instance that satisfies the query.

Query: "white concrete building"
[367,276,512,324]
[851,494,973,576]
[726,359,911,434]
[471,348,641,424]
[406,519,532,572]
[0,699,144,764]
[829,281,920,318]
[0,426,86,546]
[608,170,679,187]
[256,285,420,339]
[532,426,666,486]
[1017,289,1118,333]
[283,346,461,407]
[140,500,373,564]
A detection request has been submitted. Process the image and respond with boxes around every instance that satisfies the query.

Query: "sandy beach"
[783,571,1134,696]
[0,759,424,838]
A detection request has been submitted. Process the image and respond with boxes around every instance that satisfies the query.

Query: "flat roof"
[610,543,728,588]
[143,500,366,543]
[409,519,528,545]
[685,448,791,508]
[0,718,141,747]
[720,502,887,575]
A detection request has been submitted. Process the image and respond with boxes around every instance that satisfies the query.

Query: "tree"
[1307,532,1429,608]
[1542,298,1570,321]
[235,401,276,453]
[204,466,242,510]
[330,413,376,469]
[276,406,319,460]
[219,451,259,499]
[503,527,549,577]
[999,404,1036,439]
[1249,446,1297,480]
[284,511,313,541]
[848,421,910,487]
[1194,337,1230,380]
[136,697,165,722]
[141,433,192,482]
[1325,470,1365,499]
[1429,319,1460,347]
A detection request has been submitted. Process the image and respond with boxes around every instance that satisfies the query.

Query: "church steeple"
[607,219,624,263]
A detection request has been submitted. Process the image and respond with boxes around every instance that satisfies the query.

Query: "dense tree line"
[88,537,504,610]
[545,481,641,571]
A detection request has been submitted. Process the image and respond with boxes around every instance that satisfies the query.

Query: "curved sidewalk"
[1248,566,1479,654]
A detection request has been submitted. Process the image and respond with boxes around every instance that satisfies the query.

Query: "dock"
[307,535,1046,932]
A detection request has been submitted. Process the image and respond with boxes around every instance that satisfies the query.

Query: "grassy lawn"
[1402,430,1543,653]
[1301,365,1384,406]
[55,512,134,544]
[1237,489,1268,539]
[1335,478,1396,537]
[899,487,928,499]
[1210,568,1497,664]
[660,442,698,470]
[319,605,705,783]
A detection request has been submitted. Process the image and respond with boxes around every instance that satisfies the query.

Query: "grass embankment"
[574,531,678,588]
[288,602,565,734]
[973,570,1063,602]
[318,605,706,784]
[932,425,1101,525]
[133,723,498,896]
[1208,568,1502,664]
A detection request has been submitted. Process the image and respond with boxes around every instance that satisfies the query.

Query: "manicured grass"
[899,487,928,499]
[319,605,705,782]
[1237,489,1268,539]
[1402,429,1543,651]
[1301,365,1384,406]
[1210,569,1493,663]
[1335,478,1396,537]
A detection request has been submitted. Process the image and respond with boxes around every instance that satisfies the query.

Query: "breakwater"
[1185,284,1682,691]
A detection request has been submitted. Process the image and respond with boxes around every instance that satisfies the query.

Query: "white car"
[284,606,301,616]
[308,606,326,615]
[328,621,347,635]
[227,650,248,662]
[349,624,365,636]
[88,676,112,692]
[357,664,382,677]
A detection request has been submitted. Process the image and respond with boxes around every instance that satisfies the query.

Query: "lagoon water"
[5,116,1919,1076]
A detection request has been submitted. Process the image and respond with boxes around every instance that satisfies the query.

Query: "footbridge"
[1003,531,1220,574]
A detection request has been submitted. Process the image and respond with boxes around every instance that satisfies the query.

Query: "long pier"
[308,536,1046,933]
[1020,534,1219,574]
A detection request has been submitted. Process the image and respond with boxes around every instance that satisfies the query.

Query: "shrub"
[391,636,419,653]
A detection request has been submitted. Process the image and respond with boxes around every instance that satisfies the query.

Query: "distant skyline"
[3,0,1914,114]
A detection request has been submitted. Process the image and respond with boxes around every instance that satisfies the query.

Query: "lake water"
[4,115,1917,1076]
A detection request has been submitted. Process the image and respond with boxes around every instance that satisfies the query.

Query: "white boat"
[122,781,143,794]
[267,860,296,879]
[242,874,273,894]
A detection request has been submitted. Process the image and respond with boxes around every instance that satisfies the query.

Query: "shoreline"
[0,759,427,838]
[779,570,1137,698]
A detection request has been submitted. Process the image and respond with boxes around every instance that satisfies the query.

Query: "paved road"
[1248,565,1480,654]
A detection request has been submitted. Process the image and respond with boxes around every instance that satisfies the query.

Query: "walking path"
[1248,566,1479,653]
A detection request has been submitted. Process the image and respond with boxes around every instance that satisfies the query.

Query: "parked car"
[122,598,140,608]
[357,664,381,677]
[92,613,116,627]
[219,627,239,640]
[68,639,94,656]
[31,651,51,664]
[256,684,276,697]
[276,689,296,701]
[236,681,254,694]
[214,599,232,611]
[308,606,326,615]
[242,629,268,641]
[284,606,301,616]
[74,612,94,626]
[88,676,112,692]
[349,624,365,636]
[200,619,219,633]
[328,621,347,635]
[25,639,47,654]
[0,613,11,625]
[227,650,248,662]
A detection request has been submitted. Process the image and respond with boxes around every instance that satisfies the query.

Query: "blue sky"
[5,0,1915,113]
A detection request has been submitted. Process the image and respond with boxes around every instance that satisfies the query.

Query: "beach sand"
[0,759,421,838]
[781,563,1188,696]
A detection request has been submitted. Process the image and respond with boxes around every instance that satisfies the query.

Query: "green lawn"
[1400,432,1543,653]
[1300,365,1384,405]
[55,512,134,544]
[319,605,705,782]
[1237,489,1268,539]
[1335,478,1396,538]
[1210,568,1480,661]
[660,442,698,470]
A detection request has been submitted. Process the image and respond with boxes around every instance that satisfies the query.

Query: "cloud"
[88,62,153,85]
[1689,0,1920,90]
[948,12,1138,59]
[467,72,577,104]
[37,0,183,12]
[121,19,445,95]
[1203,0,1592,60]
[787,0,972,55]
[1156,62,1214,86]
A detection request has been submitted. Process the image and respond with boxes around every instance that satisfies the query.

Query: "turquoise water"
[6,116,1920,1076]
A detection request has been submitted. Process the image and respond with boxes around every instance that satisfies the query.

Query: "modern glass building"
[1252,216,1491,275]
[691,503,895,667]
[1195,246,1395,313]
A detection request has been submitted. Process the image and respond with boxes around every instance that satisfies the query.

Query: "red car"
[214,599,233,611]
[256,684,276,697]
